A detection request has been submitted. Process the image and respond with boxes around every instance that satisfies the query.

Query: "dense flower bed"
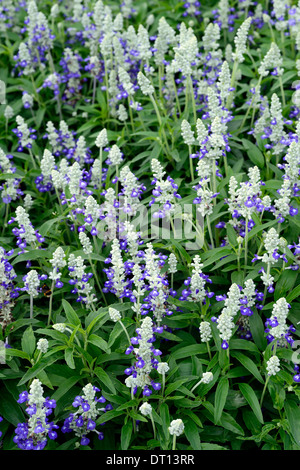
[0,0,299,451]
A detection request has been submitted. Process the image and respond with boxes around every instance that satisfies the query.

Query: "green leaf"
[226,223,238,247]
[274,270,298,300]
[11,249,53,265]
[21,326,36,357]
[0,387,25,426]
[160,403,170,441]
[94,367,116,394]
[5,348,30,360]
[88,334,110,353]
[51,376,83,402]
[230,351,264,384]
[62,299,81,327]
[170,344,207,360]
[96,409,124,425]
[184,419,201,450]
[18,349,64,386]
[230,338,260,354]
[287,284,300,303]
[249,310,267,351]
[285,400,300,447]
[220,412,245,436]
[165,378,191,396]
[121,418,132,450]
[214,377,229,424]
[238,383,264,424]
[242,139,264,168]
[201,443,227,450]
[64,347,75,369]
[86,310,108,336]
[38,216,63,236]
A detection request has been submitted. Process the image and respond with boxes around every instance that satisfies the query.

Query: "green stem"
[128,97,135,132]
[104,57,109,107]
[88,254,107,306]
[92,76,97,106]
[28,148,37,169]
[238,76,262,132]
[172,74,181,117]
[244,217,249,269]
[226,59,239,110]
[188,75,197,124]
[260,376,270,407]
[2,202,9,236]
[206,215,215,249]
[172,434,177,451]
[119,320,131,346]
[162,371,166,397]
[30,294,34,319]
[170,216,177,240]
[206,341,212,361]
[47,279,56,326]
[188,144,194,182]
[150,414,156,440]
[279,75,286,108]
[263,262,271,306]
[150,94,171,156]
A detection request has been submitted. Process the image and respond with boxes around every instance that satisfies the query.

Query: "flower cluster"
[61,383,110,446]
[14,379,58,450]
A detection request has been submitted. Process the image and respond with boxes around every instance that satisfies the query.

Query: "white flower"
[40,149,56,186]
[24,194,33,211]
[181,119,195,146]
[53,323,66,333]
[79,231,93,255]
[232,17,252,63]
[118,67,135,96]
[258,43,283,77]
[4,105,14,119]
[95,129,108,148]
[109,307,121,323]
[168,419,185,437]
[139,402,152,417]
[217,283,241,345]
[157,362,170,374]
[15,115,33,148]
[37,338,49,353]
[266,355,280,376]
[199,322,212,342]
[49,247,66,282]
[137,71,154,96]
[200,371,213,384]
[50,247,66,270]
[268,298,290,346]
[187,255,206,303]
[15,206,37,245]
[168,253,177,274]
[110,239,126,298]
[22,92,33,108]
[108,144,123,166]
[24,270,40,297]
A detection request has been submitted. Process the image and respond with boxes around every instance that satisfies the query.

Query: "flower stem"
[260,375,270,407]
[244,217,249,268]
[189,144,194,182]
[172,434,177,451]
[47,279,56,326]
[150,414,156,440]
[206,215,215,249]
[119,319,132,346]
[30,294,33,319]
[88,254,107,306]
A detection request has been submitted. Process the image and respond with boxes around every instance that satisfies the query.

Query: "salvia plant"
[0,0,299,453]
